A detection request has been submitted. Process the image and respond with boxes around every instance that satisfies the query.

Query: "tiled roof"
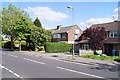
[90,21,120,31]
[78,40,89,43]
[51,25,78,34]
[104,38,120,43]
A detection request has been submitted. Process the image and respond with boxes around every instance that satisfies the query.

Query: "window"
[83,44,90,50]
[109,31,119,38]
[75,35,78,39]
[62,33,67,38]
[54,34,61,38]
[75,29,80,35]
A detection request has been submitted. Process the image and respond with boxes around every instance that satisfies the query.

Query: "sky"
[2,2,119,30]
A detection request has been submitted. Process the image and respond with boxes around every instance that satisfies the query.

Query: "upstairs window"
[54,34,61,38]
[62,33,67,38]
[109,31,119,38]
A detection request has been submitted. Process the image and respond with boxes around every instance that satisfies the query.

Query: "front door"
[104,44,113,56]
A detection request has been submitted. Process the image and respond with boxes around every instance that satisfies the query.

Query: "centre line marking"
[24,58,45,64]
[2,53,5,54]
[0,64,23,78]
[56,66,104,78]
[8,54,18,58]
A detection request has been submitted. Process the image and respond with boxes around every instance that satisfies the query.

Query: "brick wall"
[68,25,82,43]
[113,44,120,50]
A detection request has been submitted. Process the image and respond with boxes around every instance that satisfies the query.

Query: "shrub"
[44,42,72,53]
[1,40,10,48]
[14,40,26,45]
[3,41,11,49]
[114,57,120,62]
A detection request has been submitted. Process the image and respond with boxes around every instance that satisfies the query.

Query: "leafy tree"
[30,26,43,51]
[84,26,107,53]
[1,4,31,50]
[30,26,53,51]
[44,29,53,42]
[30,17,53,51]
[33,17,42,28]
[14,17,33,51]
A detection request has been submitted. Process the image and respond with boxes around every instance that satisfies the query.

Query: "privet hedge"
[44,42,72,53]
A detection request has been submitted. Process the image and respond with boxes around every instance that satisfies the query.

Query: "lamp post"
[67,6,75,58]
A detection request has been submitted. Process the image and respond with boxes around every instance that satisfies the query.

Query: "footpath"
[19,51,119,67]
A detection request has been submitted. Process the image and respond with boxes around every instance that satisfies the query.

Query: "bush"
[14,40,26,45]
[3,41,11,49]
[1,40,10,48]
[44,42,72,53]
[114,57,120,62]
[1,40,27,49]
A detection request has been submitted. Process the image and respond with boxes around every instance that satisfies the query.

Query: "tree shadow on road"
[89,62,120,72]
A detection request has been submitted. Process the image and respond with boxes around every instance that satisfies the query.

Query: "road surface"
[1,49,119,80]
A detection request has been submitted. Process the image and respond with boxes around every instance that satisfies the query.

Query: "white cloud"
[86,18,114,25]
[24,6,68,22]
[80,18,114,30]
[114,7,120,13]
[80,7,120,30]
[113,7,120,20]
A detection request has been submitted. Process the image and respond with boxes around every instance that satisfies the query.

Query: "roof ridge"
[92,21,120,26]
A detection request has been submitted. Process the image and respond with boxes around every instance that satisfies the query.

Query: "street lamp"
[67,6,75,58]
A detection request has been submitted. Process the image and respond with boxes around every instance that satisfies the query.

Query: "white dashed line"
[2,53,5,54]
[56,66,104,78]
[7,54,18,58]
[24,58,45,64]
[0,64,23,78]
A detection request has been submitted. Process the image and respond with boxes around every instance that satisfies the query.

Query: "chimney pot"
[57,25,61,30]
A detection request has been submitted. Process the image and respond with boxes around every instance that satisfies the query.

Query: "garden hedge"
[44,42,72,53]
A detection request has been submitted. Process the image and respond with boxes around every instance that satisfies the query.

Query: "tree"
[30,26,43,51]
[31,17,53,51]
[1,4,32,50]
[44,29,53,42]
[30,26,53,51]
[14,17,33,51]
[84,26,107,53]
[33,17,42,28]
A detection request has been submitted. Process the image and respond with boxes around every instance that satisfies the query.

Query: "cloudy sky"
[2,2,119,30]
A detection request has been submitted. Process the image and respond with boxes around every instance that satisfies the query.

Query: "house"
[51,25,82,44]
[1,35,11,40]
[78,21,120,55]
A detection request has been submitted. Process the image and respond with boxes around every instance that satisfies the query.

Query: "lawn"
[80,54,120,62]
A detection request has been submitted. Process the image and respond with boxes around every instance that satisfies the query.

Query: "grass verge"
[80,54,120,62]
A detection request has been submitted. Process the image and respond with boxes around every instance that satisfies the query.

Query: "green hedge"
[1,40,26,48]
[44,42,72,53]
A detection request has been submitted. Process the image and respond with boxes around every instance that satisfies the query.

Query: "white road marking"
[24,58,45,64]
[56,66,104,78]
[7,54,18,58]
[0,64,23,78]
[2,53,5,54]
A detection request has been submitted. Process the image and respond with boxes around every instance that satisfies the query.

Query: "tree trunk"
[19,40,21,51]
[34,44,38,52]
[10,34,14,50]
[93,49,96,55]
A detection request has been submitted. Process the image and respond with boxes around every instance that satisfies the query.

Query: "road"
[1,49,119,80]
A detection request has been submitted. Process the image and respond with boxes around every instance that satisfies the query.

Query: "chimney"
[57,25,61,30]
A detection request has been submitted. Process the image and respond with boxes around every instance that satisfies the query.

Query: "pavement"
[19,51,119,66]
